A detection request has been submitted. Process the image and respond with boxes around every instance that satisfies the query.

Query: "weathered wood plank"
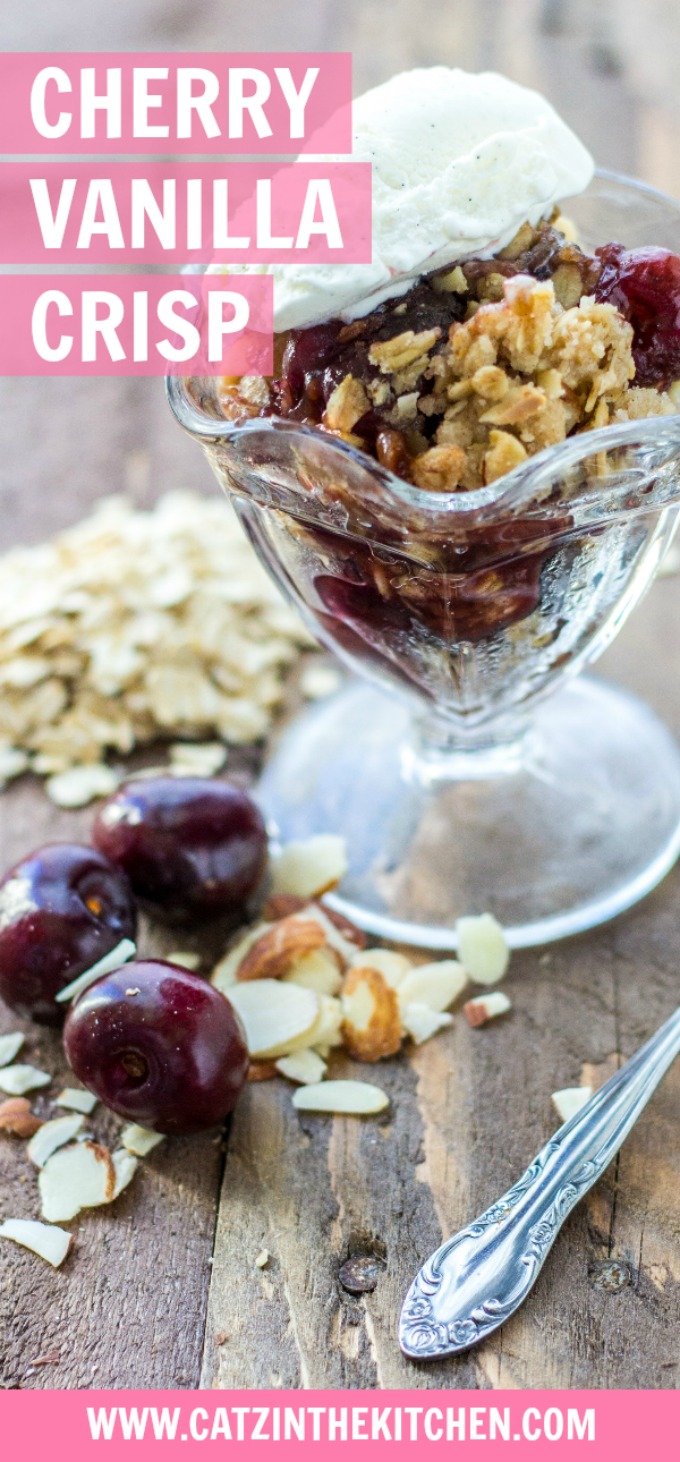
[202,580,680,1390]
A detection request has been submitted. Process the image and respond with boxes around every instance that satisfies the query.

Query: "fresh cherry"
[63,960,249,1134]
[595,243,680,386]
[0,843,137,1025]
[92,776,268,924]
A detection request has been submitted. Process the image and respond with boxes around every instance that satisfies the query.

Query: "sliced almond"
[120,1124,165,1157]
[275,1049,327,1085]
[39,1140,116,1223]
[27,1114,85,1168]
[55,936,137,1005]
[464,991,512,1028]
[225,979,320,1059]
[211,923,274,992]
[166,950,201,971]
[0,1097,43,1138]
[321,906,367,951]
[54,1088,98,1115]
[292,1080,389,1115]
[301,994,343,1052]
[0,1064,51,1096]
[401,1003,453,1046]
[456,913,510,986]
[0,1218,73,1268]
[284,948,343,998]
[397,960,468,1013]
[270,835,348,899]
[111,1148,139,1199]
[247,1061,278,1082]
[0,1032,24,1067]
[262,892,308,921]
[350,948,412,990]
[236,915,326,982]
[262,894,366,950]
[299,904,359,968]
[341,966,402,1063]
[551,1086,593,1124]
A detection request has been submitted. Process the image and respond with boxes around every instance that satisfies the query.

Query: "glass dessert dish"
[168,173,680,949]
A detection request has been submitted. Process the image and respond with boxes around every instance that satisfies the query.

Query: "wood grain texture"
[0,790,225,1390]
[2,0,680,1394]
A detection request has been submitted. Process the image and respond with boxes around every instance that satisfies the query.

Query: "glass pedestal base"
[258,677,680,950]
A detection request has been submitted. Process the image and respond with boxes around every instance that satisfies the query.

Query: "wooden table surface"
[2,0,680,1393]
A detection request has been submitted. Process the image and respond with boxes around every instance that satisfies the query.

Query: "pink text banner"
[0,1387,679,1461]
[0,161,372,265]
[0,273,273,376]
[0,53,352,154]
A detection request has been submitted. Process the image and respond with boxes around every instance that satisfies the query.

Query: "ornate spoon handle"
[399,1004,680,1359]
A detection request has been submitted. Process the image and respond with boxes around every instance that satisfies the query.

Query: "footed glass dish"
[168,173,680,949]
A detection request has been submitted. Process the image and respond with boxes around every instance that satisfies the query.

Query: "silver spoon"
[399,1004,680,1359]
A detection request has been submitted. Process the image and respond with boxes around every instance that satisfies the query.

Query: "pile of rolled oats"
[0,491,313,805]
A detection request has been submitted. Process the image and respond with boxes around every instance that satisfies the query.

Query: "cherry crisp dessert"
[217,219,680,493]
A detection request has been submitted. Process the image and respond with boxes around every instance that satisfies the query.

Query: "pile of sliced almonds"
[0,838,523,1265]
[0,491,316,806]
[211,834,513,1115]
[0,1034,165,1267]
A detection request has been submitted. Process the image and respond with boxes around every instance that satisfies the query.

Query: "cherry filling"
[594,243,680,387]
[274,279,468,443]
[261,228,680,656]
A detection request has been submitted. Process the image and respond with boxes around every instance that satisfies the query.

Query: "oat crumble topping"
[217,220,678,492]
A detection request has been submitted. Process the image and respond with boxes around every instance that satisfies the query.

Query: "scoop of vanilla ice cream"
[213,67,594,331]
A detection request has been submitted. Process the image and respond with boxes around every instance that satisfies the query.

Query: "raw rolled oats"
[0,492,312,804]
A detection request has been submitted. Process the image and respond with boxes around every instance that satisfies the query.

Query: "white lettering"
[30,67,72,139]
[76,180,124,250]
[274,66,318,139]
[30,178,76,249]
[568,1409,596,1442]
[489,1407,511,1441]
[284,1409,305,1441]
[213,180,250,249]
[372,1408,392,1441]
[130,179,176,250]
[82,291,125,362]
[210,1408,232,1441]
[470,1407,487,1441]
[405,1407,423,1442]
[81,68,122,140]
[133,68,168,139]
[351,1407,368,1441]
[296,179,343,249]
[523,1407,542,1441]
[157,290,201,361]
[177,68,220,139]
[228,68,272,139]
[544,1407,564,1442]
[256,179,293,249]
[447,1408,466,1440]
[328,1408,347,1442]
[424,1408,443,1442]
[32,289,73,361]
[133,291,148,361]
[189,1408,209,1442]
[251,1408,269,1441]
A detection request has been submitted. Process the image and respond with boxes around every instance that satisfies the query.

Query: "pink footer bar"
[0,1389,676,1460]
